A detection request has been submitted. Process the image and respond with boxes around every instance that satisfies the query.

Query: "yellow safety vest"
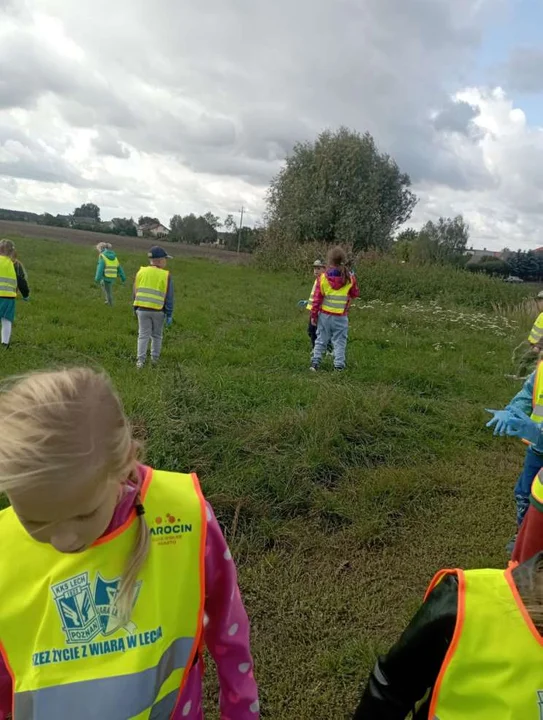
[529,313,543,345]
[531,470,543,505]
[0,469,206,720]
[0,255,17,298]
[521,362,543,446]
[101,254,120,280]
[306,279,319,311]
[319,275,353,315]
[427,567,543,719]
[133,266,169,311]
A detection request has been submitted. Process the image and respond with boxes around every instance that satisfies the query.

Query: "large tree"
[73,203,100,221]
[168,214,218,244]
[266,127,417,251]
[413,216,470,264]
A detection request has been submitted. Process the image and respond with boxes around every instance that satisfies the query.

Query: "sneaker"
[310,365,318,372]
[1,343,9,350]
[136,362,144,370]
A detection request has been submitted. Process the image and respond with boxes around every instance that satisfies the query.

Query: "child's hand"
[485,408,512,436]
[504,407,541,445]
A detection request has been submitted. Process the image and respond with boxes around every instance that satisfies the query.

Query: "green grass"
[0,236,539,718]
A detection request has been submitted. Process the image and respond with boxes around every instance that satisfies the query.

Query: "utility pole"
[237,206,244,253]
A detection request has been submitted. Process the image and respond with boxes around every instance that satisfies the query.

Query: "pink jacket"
[0,465,259,719]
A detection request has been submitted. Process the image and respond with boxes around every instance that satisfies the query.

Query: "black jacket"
[353,554,542,719]
[14,261,29,299]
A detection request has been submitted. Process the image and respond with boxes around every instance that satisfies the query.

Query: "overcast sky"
[1,0,542,249]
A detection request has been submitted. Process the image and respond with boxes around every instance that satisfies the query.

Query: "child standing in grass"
[0,367,259,720]
[0,239,29,349]
[299,260,325,350]
[133,246,174,369]
[95,242,126,306]
[310,246,359,371]
[353,554,543,718]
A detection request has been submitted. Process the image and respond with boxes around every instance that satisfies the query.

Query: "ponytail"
[116,501,151,624]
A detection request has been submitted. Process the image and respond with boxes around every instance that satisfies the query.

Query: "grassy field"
[0,235,538,718]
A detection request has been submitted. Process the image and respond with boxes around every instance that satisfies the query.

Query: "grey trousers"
[137,310,165,364]
[101,281,114,306]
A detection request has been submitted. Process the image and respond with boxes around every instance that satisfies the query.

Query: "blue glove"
[485,409,513,436]
[298,300,308,307]
[166,316,173,327]
[504,407,541,445]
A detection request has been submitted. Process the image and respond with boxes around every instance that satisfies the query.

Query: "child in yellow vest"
[353,556,543,718]
[298,260,325,349]
[0,239,30,349]
[133,246,174,369]
[95,242,126,306]
[528,290,543,351]
[0,368,259,719]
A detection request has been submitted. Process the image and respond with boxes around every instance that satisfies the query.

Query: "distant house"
[466,247,504,264]
[101,221,115,230]
[137,222,169,239]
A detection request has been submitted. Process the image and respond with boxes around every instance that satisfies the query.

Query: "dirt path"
[0,220,252,264]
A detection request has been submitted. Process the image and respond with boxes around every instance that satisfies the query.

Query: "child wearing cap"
[133,246,174,369]
[298,260,326,350]
[95,242,126,306]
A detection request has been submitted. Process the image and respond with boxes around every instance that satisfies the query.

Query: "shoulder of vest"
[145,469,204,505]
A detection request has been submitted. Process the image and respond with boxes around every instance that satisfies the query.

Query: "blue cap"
[148,246,172,259]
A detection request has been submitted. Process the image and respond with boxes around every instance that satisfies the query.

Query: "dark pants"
[308,320,318,348]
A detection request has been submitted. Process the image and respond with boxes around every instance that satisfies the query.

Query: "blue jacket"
[95,250,126,284]
[506,370,543,453]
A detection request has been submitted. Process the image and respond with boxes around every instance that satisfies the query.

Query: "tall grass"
[0,235,538,718]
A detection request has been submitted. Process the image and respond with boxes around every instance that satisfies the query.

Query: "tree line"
[1,126,539,267]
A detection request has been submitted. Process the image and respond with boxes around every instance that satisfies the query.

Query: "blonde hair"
[0,239,15,257]
[0,367,149,623]
[96,242,112,253]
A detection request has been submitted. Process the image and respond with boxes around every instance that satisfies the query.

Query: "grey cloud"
[0,0,500,192]
[92,130,130,159]
[504,47,543,94]
[433,100,479,135]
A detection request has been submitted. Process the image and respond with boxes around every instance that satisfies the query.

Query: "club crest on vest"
[51,571,141,644]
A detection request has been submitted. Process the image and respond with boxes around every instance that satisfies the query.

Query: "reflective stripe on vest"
[101,254,119,280]
[134,267,169,311]
[0,468,206,719]
[0,256,17,298]
[320,275,352,315]
[429,567,543,718]
[530,361,543,428]
[529,313,543,344]
[306,279,319,311]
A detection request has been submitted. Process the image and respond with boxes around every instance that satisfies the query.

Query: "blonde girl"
[95,242,126,306]
[0,368,259,719]
[0,239,29,348]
